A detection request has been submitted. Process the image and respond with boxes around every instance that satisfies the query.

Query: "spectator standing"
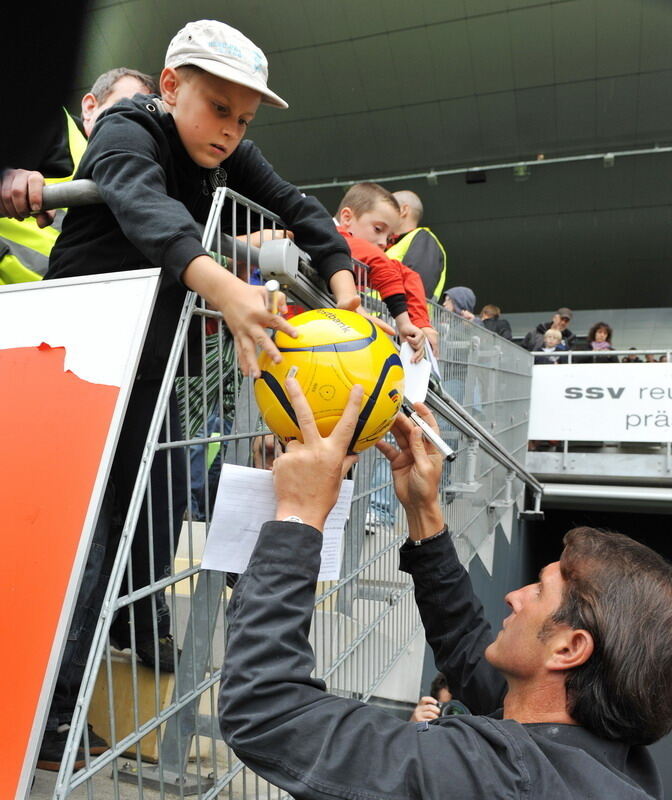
[580,321,617,363]
[522,307,576,351]
[479,304,513,340]
[442,286,477,320]
[0,68,156,284]
[386,189,447,301]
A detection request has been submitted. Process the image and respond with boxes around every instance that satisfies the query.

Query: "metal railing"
[32,182,538,799]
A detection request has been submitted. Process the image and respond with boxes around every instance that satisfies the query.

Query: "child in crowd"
[37,18,368,769]
[535,328,569,364]
[334,182,437,359]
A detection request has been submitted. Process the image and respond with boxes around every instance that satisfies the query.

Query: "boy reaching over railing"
[21,17,375,771]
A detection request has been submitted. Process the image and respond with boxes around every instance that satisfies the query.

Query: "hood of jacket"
[446,286,476,313]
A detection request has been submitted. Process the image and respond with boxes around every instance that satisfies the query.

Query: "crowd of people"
[2,16,671,799]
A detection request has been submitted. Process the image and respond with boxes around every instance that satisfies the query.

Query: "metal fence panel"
[32,189,534,800]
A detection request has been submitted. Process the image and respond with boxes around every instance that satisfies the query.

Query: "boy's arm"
[224,142,355,300]
[181,255,297,376]
[80,109,296,376]
[399,263,431,329]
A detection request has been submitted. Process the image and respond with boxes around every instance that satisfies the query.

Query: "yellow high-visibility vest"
[0,110,87,284]
[386,227,447,301]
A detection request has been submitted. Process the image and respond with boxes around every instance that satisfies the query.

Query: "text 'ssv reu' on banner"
[528,362,672,442]
[0,270,159,800]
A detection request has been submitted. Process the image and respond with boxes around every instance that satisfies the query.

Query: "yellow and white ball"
[254,308,404,452]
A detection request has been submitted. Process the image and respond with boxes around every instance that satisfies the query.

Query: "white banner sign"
[528,363,672,442]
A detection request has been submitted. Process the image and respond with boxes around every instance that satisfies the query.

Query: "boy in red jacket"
[335,183,438,359]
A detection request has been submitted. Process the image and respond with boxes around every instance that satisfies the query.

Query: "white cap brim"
[168,55,288,109]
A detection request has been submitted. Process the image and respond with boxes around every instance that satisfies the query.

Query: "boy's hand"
[376,403,444,540]
[272,378,362,531]
[422,326,439,356]
[236,228,294,249]
[0,168,55,228]
[182,255,298,378]
[336,294,396,337]
[329,270,396,336]
[395,314,426,363]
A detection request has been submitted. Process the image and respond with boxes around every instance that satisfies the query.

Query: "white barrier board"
[528,362,672,442]
[0,270,159,800]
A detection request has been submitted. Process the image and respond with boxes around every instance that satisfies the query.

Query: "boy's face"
[339,200,399,251]
[162,68,262,168]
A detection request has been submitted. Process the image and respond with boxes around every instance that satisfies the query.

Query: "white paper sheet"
[200,463,354,580]
[400,341,431,403]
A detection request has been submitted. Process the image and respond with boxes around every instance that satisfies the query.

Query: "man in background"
[0,68,155,284]
[522,307,576,351]
[387,189,447,301]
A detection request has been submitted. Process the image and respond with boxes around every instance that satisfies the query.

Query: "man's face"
[485,561,566,679]
[551,314,570,331]
[81,75,150,137]
[340,200,399,251]
[164,69,261,169]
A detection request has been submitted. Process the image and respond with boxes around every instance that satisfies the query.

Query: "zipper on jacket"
[202,167,227,196]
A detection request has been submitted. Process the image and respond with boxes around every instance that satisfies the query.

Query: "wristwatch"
[281,515,304,524]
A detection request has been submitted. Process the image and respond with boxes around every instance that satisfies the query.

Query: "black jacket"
[523,322,576,352]
[482,315,513,341]
[46,95,352,377]
[218,522,661,799]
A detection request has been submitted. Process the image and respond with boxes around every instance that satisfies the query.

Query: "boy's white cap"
[165,20,288,109]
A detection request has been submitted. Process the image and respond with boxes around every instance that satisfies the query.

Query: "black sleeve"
[498,319,513,340]
[399,230,444,298]
[399,532,507,715]
[225,141,353,285]
[522,330,536,351]
[78,109,207,281]
[218,521,526,800]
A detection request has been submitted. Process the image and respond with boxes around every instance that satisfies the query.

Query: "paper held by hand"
[200,463,354,580]
[400,341,431,404]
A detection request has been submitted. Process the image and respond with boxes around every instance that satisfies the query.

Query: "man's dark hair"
[430,672,448,700]
[553,527,672,745]
[336,182,399,218]
[587,321,613,343]
[89,68,156,102]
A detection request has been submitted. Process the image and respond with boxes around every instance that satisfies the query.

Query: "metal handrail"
[42,180,542,502]
[532,348,671,360]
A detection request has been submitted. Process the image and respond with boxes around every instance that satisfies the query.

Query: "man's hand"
[395,314,426,362]
[0,169,55,228]
[376,403,444,540]
[409,697,441,722]
[182,254,298,378]
[272,378,362,531]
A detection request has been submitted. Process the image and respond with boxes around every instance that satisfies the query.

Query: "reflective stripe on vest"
[0,109,87,282]
[386,227,447,300]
